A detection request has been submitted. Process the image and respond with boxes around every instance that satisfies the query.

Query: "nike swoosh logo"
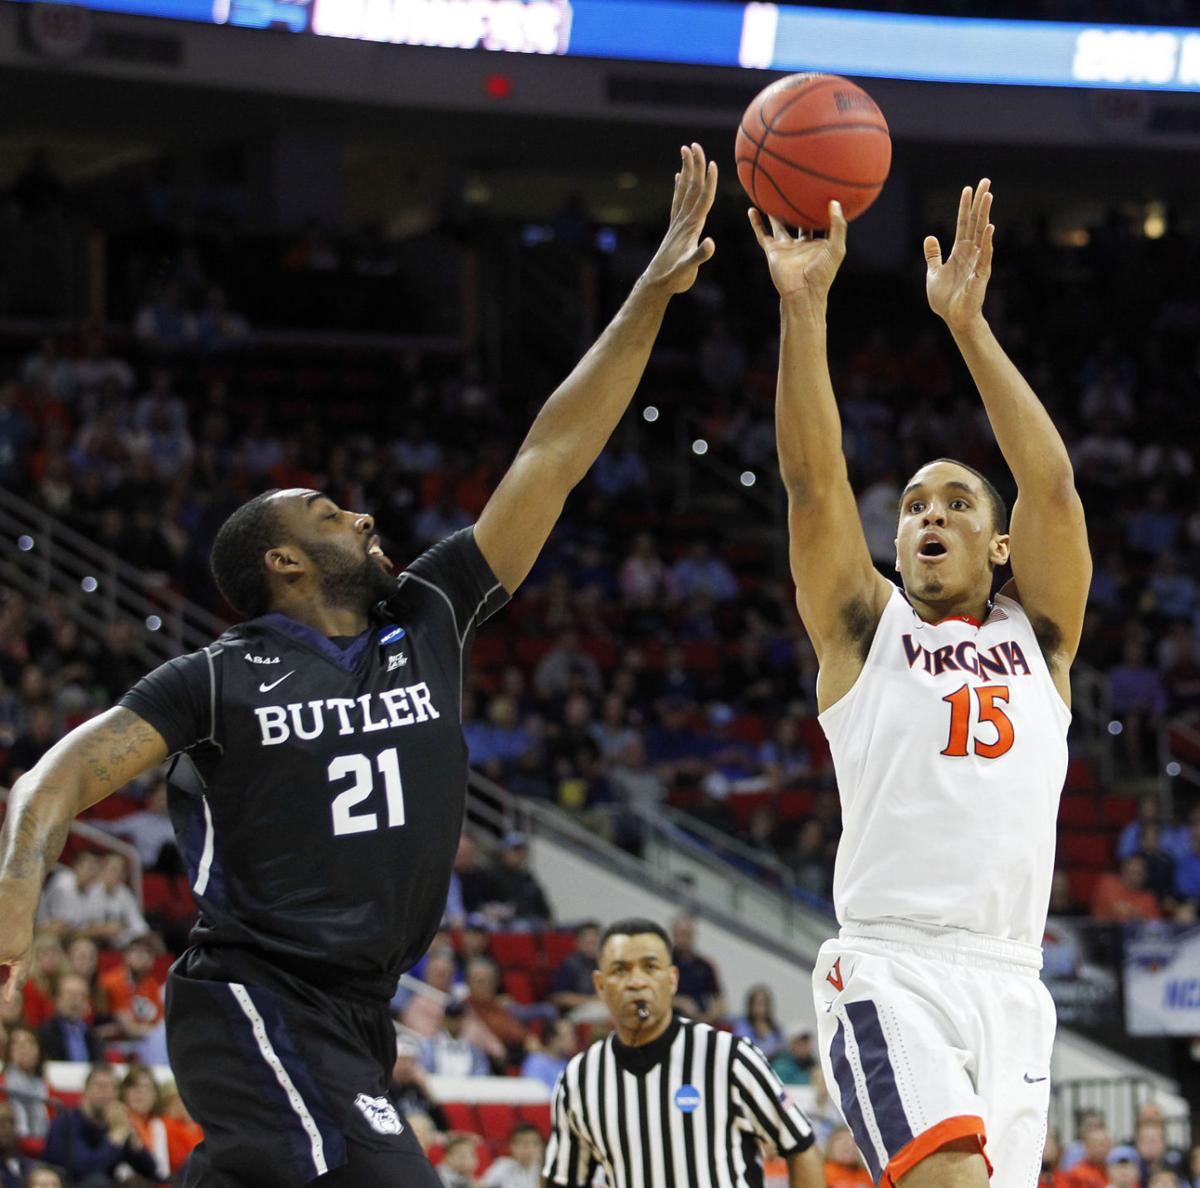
[259,672,295,693]
[1023,1074,1048,1083]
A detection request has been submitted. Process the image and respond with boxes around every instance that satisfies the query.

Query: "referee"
[544,918,824,1188]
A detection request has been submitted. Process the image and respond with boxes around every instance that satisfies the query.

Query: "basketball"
[735,73,892,230]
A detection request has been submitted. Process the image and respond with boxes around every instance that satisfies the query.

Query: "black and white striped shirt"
[544,1015,814,1188]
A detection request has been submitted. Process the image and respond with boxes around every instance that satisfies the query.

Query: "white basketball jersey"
[819,587,1070,946]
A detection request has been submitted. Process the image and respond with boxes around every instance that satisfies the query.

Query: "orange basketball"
[735,73,892,230]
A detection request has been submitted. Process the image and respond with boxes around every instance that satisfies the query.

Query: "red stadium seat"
[476,1103,519,1146]
[518,1103,552,1138]
[1058,793,1097,828]
[1057,831,1113,869]
[1068,869,1101,904]
[1101,796,1138,827]
[728,792,770,828]
[1064,757,1098,792]
[777,789,814,820]
[472,634,511,668]
[542,931,575,969]
[143,872,174,915]
[682,641,721,672]
[515,638,555,666]
[731,714,766,745]
[442,1102,479,1134]
[490,933,538,968]
[502,970,536,1004]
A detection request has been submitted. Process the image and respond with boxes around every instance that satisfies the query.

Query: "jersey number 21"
[328,749,406,836]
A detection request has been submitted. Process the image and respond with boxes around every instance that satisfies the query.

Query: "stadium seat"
[1068,869,1102,904]
[518,1103,553,1138]
[490,933,538,968]
[1057,831,1113,869]
[542,931,575,968]
[777,789,814,820]
[1101,796,1138,827]
[472,634,511,668]
[1058,793,1097,828]
[442,1102,479,1134]
[502,969,536,1004]
[476,1103,519,1146]
[1063,757,1098,792]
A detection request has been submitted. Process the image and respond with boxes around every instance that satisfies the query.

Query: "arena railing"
[0,486,227,667]
[465,769,835,961]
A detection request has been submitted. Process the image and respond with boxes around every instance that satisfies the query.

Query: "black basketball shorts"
[166,947,441,1187]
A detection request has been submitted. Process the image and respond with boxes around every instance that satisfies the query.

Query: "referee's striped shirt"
[544,1014,814,1188]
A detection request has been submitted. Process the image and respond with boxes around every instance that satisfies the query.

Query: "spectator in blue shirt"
[1173,820,1200,902]
[520,1019,577,1092]
[44,1064,159,1186]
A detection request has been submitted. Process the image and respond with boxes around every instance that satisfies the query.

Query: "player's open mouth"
[367,538,395,573]
[917,534,948,562]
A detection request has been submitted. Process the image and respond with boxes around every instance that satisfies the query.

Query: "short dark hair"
[84,1062,116,1088]
[509,1122,544,1143]
[599,918,672,960]
[210,491,285,618]
[901,458,1009,535]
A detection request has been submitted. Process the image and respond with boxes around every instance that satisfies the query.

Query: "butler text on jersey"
[254,683,441,745]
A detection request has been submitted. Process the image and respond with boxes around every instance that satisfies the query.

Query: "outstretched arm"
[0,707,169,995]
[748,204,891,700]
[475,144,717,593]
[925,180,1090,676]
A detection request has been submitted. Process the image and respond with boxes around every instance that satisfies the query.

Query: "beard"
[306,540,396,612]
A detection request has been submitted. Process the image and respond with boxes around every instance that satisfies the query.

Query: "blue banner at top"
[12,0,1200,91]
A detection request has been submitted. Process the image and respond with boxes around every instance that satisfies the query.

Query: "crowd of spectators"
[6,140,1200,1180]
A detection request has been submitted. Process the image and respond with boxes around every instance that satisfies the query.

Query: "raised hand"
[925,178,994,330]
[642,144,718,295]
[747,201,848,302]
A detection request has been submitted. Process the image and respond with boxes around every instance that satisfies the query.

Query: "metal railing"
[0,486,227,667]
[1071,661,1116,788]
[465,770,835,963]
[1052,1076,1193,1151]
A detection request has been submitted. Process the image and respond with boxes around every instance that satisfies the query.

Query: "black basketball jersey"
[119,528,508,1002]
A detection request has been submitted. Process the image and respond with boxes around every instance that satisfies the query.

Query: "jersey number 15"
[941,684,1015,759]
[328,749,406,836]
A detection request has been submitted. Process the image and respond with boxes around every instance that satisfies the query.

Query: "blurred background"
[1,0,1199,1185]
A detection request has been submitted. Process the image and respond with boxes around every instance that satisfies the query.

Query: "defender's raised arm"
[925,180,1090,692]
[749,203,891,709]
[475,144,718,594]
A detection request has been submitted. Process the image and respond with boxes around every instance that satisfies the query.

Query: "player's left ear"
[265,547,305,577]
[988,532,1010,568]
[893,536,900,573]
[668,965,680,996]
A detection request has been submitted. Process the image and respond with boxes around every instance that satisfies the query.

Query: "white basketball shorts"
[812,921,1057,1188]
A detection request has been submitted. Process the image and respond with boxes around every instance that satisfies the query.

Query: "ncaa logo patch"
[379,626,406,645]
[674,1085,701,1113]
[354,1093,405,1136]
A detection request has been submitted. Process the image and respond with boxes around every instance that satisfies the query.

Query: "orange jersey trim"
[883,1115,991,1187]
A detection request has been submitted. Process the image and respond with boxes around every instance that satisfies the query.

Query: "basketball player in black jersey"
[0,144,718,1188]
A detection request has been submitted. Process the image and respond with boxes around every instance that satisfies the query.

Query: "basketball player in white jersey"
[749,180,1090,1188]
